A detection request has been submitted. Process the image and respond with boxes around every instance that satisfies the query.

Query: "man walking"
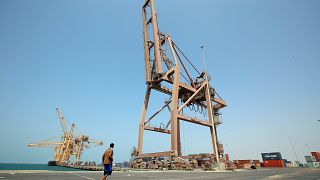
[101,143,114,180]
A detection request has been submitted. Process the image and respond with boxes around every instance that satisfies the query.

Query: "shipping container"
[261,152,282,161]
[311,152,320,157]
[307,162,320,168]
[305,156,316,162]
[311,152,320,162]
[263,160,285,168]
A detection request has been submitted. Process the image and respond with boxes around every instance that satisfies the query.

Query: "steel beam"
[162,78,197,93]
[137,87,151,156]
[205,82,219,163]
[143,0,150,8]
[138,151,174,158]
[145,99,171,125]
[181,153,213,160]
[150,0,162,73]
[144,125,171,134]
[177,114,212,127]
[162,67,175,80]
[142,7,151,81]
[151,85,172,95]
[213,98,227,106]
[169,42,181,156]
[178,81,207,112]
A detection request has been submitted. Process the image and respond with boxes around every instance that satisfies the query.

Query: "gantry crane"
[135,0,227,168]
[28,108,103,165]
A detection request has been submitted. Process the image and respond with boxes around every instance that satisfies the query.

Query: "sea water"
[0,163,85,171]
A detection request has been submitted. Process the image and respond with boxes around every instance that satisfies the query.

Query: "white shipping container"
[307,162,320,168]
[305,156,316,162]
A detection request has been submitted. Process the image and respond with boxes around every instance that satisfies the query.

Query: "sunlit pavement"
[0,168,319,180]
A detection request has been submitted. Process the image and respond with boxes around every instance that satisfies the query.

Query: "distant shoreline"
[0,163,85,171]
[0,170,91,173]
[0,163,46,165]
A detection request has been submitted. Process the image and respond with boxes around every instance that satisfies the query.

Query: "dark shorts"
[103,164,112,176]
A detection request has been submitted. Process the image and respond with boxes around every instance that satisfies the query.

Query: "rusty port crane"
[28,108,103,166]
[133,0,227,170]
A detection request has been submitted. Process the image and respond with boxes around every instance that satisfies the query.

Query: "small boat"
[48,160,57,166]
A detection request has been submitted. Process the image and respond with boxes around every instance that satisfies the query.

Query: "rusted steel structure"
[136,0,227,165]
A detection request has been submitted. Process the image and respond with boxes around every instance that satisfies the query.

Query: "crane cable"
[175,41,225,101]
[173,41,201,75]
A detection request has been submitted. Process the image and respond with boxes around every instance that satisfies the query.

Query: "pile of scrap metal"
[132,153,234,171]
[233,160,261,169]
[132,156,194,170]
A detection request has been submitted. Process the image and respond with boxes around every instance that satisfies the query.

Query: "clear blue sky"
[0,0,319,164]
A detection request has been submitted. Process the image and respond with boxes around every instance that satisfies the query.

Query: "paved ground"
[0,168,319,180]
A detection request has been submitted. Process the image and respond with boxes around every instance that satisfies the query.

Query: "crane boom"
[27,142,62,147]
[56,107,67,135]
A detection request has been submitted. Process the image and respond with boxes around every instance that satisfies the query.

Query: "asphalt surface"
[0,168,319,180]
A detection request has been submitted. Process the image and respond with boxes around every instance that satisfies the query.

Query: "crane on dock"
[28,108,103,165]
[133,0,227,170]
